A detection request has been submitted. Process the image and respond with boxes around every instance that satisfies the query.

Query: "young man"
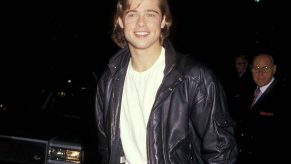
[95,0,237,163]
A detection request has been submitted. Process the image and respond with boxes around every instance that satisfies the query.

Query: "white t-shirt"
[120,47,165,164]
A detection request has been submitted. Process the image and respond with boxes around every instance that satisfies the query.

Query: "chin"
[130,42,153,49]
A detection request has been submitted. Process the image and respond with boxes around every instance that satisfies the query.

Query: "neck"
[129,44,162,72]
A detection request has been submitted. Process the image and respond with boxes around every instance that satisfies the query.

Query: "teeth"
[135,32,148,36]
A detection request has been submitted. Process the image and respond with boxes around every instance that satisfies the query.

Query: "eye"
[125,11,137,18]
[145,10,159,18]
[127,13,137,17]
[263,66,268,70]
[145,13,155,17]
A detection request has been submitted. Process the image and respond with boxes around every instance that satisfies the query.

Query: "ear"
[117,17,124,28]
[161,16,166,28]
[272,65,277,74]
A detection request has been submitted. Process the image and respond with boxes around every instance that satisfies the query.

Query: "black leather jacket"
[95,40,238,164]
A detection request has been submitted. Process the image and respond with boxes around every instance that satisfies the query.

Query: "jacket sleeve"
[192,69,238,164]
[95,80,109,164]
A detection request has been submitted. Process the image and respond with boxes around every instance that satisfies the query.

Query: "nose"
[257,69,264,73]
[137,15,145,27]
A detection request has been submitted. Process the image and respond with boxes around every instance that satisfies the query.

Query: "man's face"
[251,55,276,87]
[118,0,166,50]
[235,57,248,75]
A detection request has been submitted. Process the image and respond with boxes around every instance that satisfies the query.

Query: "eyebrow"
[124,9,160,15]
[145,9,160,14]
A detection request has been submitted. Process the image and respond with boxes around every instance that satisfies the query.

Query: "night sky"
[1,0,290,91]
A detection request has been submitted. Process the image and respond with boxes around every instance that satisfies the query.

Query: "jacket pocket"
[215,113,236,150]
[215,113,234,128]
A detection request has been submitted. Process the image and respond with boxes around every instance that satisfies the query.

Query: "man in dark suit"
[242,53,287,163]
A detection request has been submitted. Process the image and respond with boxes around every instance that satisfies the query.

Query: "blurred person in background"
[227,54,256,122]
[225,54,256,163]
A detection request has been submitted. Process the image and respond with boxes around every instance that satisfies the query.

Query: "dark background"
[1,0,290,94]
[1,1,289,162]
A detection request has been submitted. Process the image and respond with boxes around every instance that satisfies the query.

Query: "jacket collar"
[163,39,177,75]
[108,47,131,75]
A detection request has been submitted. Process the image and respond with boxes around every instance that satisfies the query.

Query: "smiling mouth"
[134,31,149,36]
